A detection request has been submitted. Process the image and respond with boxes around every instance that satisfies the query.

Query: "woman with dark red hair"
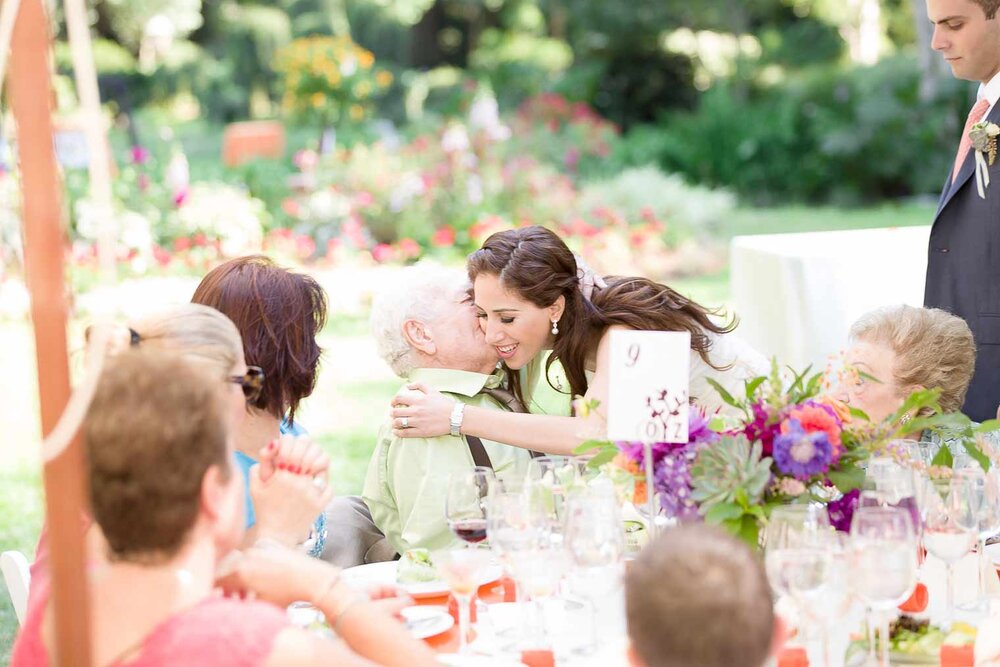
[193,256,331,555]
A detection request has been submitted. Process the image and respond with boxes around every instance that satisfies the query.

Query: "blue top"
[236,418,326,557]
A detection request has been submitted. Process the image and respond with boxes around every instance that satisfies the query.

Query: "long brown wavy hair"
[467,226,736,403]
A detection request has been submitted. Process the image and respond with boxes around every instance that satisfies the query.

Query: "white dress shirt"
[976,70,1000,119]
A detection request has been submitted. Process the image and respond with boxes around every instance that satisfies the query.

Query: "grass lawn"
[0,200,938,658]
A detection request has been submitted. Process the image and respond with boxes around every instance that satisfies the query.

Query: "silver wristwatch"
[450,402,466,437]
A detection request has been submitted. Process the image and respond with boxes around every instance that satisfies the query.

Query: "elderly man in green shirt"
[363,264,533,555]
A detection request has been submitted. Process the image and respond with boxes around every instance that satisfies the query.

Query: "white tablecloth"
[731,226,931,369]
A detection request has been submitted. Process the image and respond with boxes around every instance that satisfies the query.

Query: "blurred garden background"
[0,0,972,657]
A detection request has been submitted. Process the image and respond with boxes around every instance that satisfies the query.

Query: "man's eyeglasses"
[231,366,265,402]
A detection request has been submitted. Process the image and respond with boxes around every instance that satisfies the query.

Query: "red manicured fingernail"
[277,462,286,470]
[266,440,277,452]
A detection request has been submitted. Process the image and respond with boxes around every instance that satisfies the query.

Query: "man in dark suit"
[925,0,1000,421]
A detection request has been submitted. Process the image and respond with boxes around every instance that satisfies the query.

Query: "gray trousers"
[319,495,397,567]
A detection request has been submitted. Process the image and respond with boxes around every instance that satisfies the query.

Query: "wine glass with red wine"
[446,467,495,547]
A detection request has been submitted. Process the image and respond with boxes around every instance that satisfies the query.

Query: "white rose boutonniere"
[969,120,1000,198]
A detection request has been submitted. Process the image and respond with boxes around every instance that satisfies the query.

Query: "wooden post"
[9,0,92,665]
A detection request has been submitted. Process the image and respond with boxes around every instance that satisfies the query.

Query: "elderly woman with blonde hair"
[839,304,976,424]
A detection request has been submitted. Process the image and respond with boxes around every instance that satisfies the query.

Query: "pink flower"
[398,237,421,258]
[431,226,456,247]
[295,235,316,259]
[152,245,172,267]
[355,191,374,208]
[371,243,394,262]
[564,148,580,171]
[293,149,319,171]
[130,146,149,165]
[173,237,192,252]
[281,198,301,217]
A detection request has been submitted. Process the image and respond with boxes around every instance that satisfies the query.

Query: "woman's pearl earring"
[551,320,559,335]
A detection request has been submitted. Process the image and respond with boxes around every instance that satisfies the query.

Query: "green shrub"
[627,56,971,203]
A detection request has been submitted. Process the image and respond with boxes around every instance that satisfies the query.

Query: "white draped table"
[730,226,931,369]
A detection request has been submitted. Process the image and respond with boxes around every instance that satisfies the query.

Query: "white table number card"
[607,330,690,443]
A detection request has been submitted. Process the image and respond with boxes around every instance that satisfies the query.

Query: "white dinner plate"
[341,560,503,599]
[400,605,454,639]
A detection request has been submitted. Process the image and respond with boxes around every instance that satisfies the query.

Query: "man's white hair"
[370,263,470,378]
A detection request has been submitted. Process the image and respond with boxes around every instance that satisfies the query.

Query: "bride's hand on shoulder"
[390,382,454,438]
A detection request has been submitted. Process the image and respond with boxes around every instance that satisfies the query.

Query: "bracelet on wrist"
[450,401,466,438]
[332,595,366,634]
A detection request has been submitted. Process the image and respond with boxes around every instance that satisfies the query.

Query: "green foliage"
[469,29,573,108]
[101,0,204,51]
[631,56,972,204]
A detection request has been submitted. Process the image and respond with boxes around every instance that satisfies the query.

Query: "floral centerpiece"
[578,362,995,547]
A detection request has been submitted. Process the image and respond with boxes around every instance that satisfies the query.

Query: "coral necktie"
[953,97,991,183]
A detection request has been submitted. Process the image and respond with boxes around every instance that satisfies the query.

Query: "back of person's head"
[85,349,232,562]
[625,524,775,667]
[120,303,244,382]
[849,304,975,414]
[191,256,328,423]
[369,263,468,378]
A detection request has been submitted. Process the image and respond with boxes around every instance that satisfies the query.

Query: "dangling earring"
[551,319,559,336]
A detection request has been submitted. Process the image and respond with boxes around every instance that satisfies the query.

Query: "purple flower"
[772,419,832,480]
[744,402,780,456]
[827,488,860,533]
[654,444,702,521]
[689,406,720,445]
[617,406,718,466]
[616,439,684,466]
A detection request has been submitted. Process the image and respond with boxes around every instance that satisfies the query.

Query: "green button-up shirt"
[362,367,533,555]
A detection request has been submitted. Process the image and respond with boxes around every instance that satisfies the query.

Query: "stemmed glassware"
[923,474,978,628]
[952,467,1000,613]
[525,456,577,532]
[860,457,920,533]
[563,487,625,655]
[764,505,832,659]
[851,506,919,667]
[434,548,493,654]
[797,531,854,667]
[446,466,495,546]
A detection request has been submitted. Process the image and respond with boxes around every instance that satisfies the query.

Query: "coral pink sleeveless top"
[12,577,292,667]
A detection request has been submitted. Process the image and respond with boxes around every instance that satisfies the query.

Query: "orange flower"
[813,395,852,423]
[782,403,843,454]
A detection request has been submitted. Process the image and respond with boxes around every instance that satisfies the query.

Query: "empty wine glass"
[525,456,577,530]
[764,504,831,600]
[851,506,918,667]
[446,467,495,547]
[435,548,493,654]
[564,490,625,655]
[952,467,1000,614]
[797,531,855,667]
[862,457,919,534]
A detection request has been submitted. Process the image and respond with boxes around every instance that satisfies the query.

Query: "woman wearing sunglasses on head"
[191,256,334,556]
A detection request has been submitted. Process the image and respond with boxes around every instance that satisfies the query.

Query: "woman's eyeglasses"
[230,366,265,402]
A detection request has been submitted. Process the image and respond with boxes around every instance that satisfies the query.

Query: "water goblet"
[850,506,918,667]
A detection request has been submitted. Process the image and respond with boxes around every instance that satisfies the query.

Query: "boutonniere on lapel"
[969,120,1000,198]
